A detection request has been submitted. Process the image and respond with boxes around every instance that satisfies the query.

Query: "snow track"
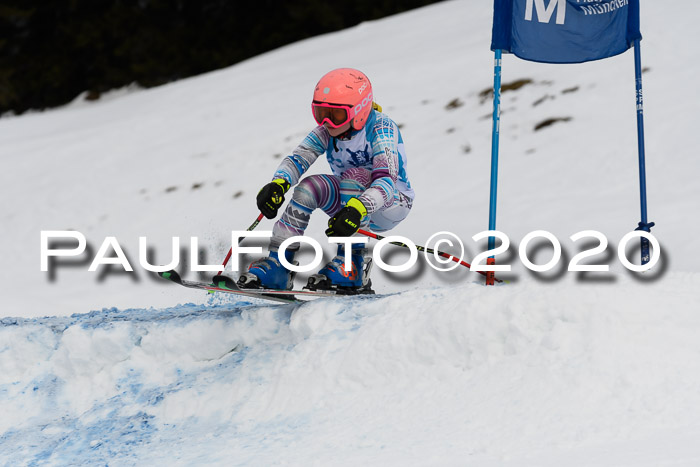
[3,277,700,465]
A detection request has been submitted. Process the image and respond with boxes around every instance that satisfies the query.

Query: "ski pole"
[217,213,265,275]
[358,229,503,283]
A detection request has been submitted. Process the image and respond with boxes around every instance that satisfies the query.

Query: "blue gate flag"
[491,0,641,63]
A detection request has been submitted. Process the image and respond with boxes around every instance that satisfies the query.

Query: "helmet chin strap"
[337,126,354,140]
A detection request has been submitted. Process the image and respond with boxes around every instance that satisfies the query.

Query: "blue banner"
[491,0,641,63]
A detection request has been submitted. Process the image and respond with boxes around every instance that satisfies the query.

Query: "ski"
[157,270,343,304]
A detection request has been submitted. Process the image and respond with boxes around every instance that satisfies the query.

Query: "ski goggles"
[311,102,354,128]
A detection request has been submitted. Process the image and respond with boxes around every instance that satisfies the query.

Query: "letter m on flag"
[525,0,567,25]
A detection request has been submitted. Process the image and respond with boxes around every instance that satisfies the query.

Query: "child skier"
[238,68,414,293]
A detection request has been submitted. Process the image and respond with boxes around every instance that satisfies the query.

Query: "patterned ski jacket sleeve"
[356,114,402,214]
[272,126,329,186]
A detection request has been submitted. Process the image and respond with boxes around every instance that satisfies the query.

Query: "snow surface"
[2,0,700,465]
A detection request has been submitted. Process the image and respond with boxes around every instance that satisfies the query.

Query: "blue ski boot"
[237,249,296,290]
[306,244,374,294]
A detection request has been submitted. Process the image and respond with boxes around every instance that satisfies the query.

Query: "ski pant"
[269,168,412,251]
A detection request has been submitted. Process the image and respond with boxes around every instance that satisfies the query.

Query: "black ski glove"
[325,198,367,237]
[257,179,290,219]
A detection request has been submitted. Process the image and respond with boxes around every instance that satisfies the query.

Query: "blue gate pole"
[486,49,503,285]
[633,39,654,265]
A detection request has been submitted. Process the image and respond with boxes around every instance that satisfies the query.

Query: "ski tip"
[158,269,183,284]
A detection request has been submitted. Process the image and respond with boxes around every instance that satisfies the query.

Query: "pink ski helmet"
[312,68,374,131]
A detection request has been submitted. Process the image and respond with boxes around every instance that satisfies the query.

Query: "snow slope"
[3,277,700,466]
[1,0,700,465]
